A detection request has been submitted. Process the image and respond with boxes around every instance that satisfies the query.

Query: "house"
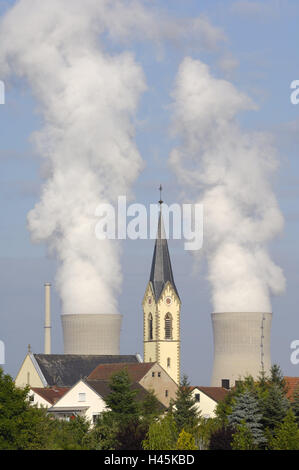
[47,377,165,424]
[87,361,178,407]
[15,350,141,388]
[191,386,229,419]
[29,386,70,408]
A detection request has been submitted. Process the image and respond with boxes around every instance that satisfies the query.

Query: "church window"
[165,390,168,397]
[148,313,153,340]
[164,313,172,339]
[167,357,171,367]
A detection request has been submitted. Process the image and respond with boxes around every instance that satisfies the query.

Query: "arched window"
[167,357,171,368]
[165,313,172,340]
[148,313,153,340]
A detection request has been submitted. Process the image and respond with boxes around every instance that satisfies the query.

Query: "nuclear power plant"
[211,312,272,387]
[61,314,122,355]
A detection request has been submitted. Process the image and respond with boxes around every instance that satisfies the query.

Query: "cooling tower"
[61,314,122,355]
[211,312,272,388]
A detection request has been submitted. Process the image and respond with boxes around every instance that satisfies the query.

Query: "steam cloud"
[170,57,285,313]
[0,1,224,314]
[0,0,148,314]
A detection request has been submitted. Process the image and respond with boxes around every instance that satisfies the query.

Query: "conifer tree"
[172,375,200,433]
[105,368,140,421]
[270,364,287,392]
[261,383,289,432]
[228,390,266,447]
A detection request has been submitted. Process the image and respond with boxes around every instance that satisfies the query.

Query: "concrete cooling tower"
[61,314,122,355]
[211,312,272,388]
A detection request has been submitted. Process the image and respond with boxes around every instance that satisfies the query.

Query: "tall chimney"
[44,283,51,354]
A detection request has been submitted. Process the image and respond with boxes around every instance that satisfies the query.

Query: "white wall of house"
[29,390,52,408]
[51,380,107,424]
[192,388,217,419]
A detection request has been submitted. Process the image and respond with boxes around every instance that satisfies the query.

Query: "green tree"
[104,369,140,421]
[261,384,289,432]
[47,416,92,450]
[228,391,266,447]
[269,364,287,393]
[143,413,178,450]
[0,368,50,450]
[172,375,200,434]
[231,421,256,450]
[90,411,119,450]
[95,369,162,450]
[140,389,162,423]
[269,408,299,450]
[176,429,198,450]
[291,384,299,425]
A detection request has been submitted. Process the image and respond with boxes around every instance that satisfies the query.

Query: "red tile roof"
[31,386,70,405]
[191,386,229,403]
[88,362,156,383]
[284,377,299,401]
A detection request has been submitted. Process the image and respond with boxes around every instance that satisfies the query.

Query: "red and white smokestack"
[44,283,51,354]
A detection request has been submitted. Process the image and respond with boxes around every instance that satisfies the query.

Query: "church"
[142,200,181,385]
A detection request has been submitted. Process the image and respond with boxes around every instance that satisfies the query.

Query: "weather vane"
[159,184,163,205]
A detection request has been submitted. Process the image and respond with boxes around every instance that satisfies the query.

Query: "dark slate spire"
[149,190,180,302]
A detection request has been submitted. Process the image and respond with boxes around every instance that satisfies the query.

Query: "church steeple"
[149,206,180,302]
[142,187,181,385]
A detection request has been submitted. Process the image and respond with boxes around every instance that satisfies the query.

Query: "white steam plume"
[170,57,285,313]
[0,1,227,315]
[0,0,148,314]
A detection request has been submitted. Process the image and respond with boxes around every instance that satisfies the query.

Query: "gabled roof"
[284,377,299,401]
[88,362,155,382]
[31,386,70,405]
[33,354,140,387]
[149,209,180,302]
[191,386,229,403]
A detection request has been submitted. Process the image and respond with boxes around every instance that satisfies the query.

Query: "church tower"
[142,190,181,384]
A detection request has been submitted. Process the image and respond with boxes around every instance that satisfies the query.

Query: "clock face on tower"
[165,297,172,305]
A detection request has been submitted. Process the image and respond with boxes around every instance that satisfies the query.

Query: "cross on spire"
[159,184,163,205]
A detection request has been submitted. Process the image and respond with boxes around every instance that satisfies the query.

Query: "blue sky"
[0,0,299,385]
